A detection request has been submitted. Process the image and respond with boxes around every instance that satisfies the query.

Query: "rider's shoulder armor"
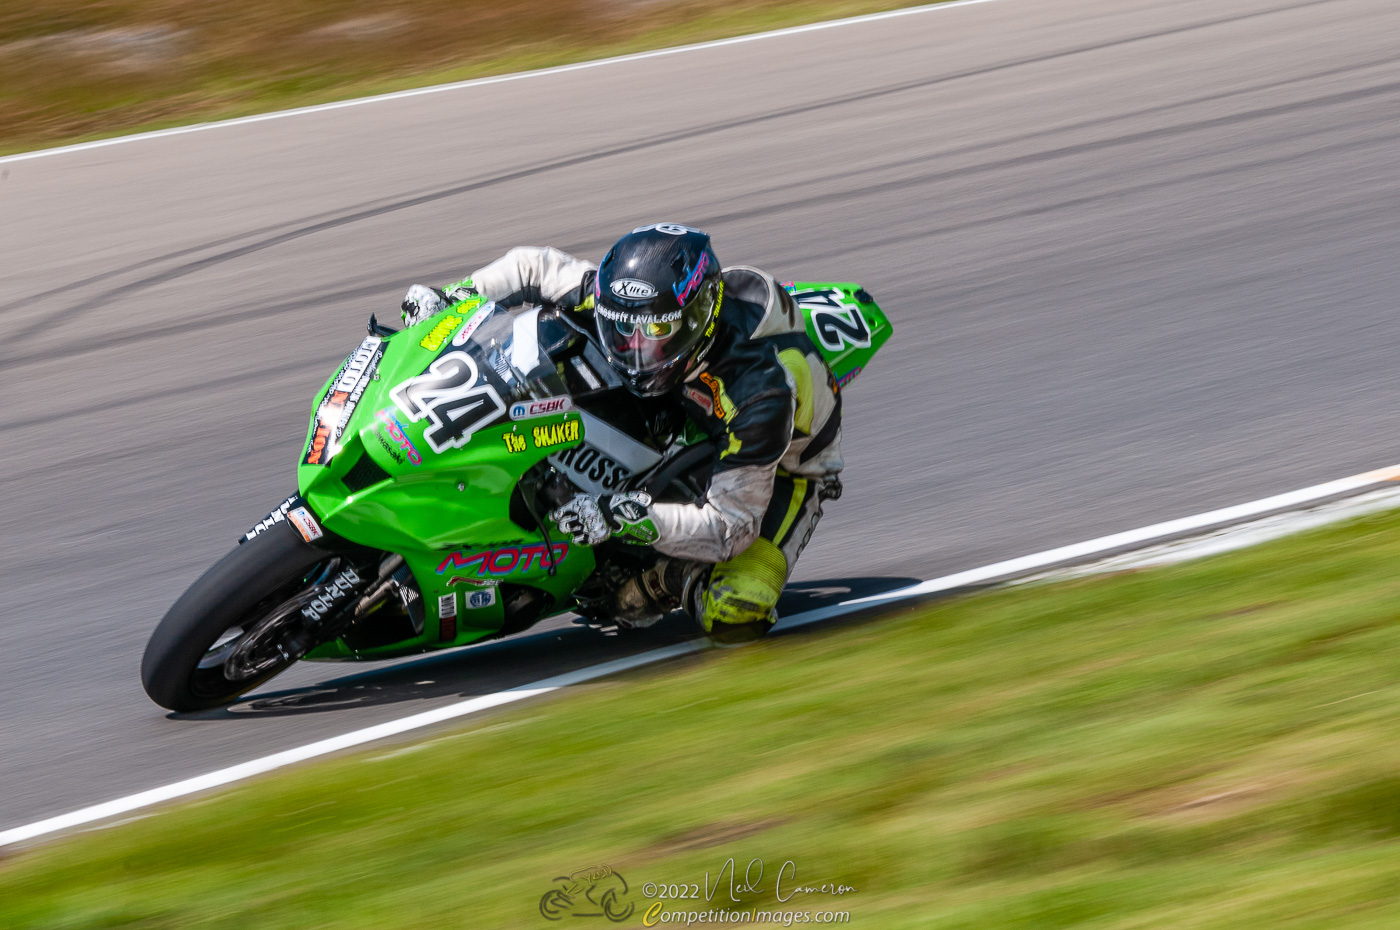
[678,267,842,473]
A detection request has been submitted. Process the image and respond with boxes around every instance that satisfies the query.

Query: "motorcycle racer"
[401,224,843,644]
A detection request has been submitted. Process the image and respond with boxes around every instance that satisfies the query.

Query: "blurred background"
[0,0,906,151]
[7,0,1400,924]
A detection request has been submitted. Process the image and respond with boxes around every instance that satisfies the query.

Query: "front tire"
[141,523,330,712]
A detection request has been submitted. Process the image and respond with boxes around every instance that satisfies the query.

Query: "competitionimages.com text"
[642,905,851,926]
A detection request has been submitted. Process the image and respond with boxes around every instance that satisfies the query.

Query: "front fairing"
[295,301,594,654]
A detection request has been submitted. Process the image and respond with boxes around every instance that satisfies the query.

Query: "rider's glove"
[550,492,659,546]
[401,284,447,326]
[443,281,479,303]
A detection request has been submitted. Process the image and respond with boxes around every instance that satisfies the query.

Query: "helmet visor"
[596,284,716,375]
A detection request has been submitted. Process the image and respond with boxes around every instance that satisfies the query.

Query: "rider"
[400,224,842,644]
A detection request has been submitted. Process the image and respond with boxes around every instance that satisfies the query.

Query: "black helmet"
[593,223,723,396]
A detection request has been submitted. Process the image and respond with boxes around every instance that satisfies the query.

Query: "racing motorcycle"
[140,284,891,711]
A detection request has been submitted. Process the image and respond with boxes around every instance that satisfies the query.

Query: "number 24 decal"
[389,351,505,454]
[793,289,872,352]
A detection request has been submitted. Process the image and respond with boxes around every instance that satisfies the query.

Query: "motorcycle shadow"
[183,575,920,720]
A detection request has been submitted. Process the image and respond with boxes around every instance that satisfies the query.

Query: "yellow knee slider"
[702,537,788,632]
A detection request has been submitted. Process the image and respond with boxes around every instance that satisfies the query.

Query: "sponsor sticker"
[305,336,384,466]
[301,565,361,622]
[546,411,663,495]
[595,304,683,324]
[630,222,700,236]
[698,372,731,420]
[437,543,568,577]
[673,251,710,303]
[610,278,658,301]
[682,384,713,417]
[438,591,457,641]
[552,443,633,492]
[451,303,495,347]
[466,587,497,609]
[509,396,573,420]
[375,408,422,465]
[419,313,463,351]
[243,494,298,542]
[333,337,382,394]
[532,419,581,450]
[286,506,324,543]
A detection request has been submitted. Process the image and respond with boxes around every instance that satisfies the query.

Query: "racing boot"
[611,558,706,630]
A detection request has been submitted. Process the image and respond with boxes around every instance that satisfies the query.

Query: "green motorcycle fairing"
[290,283,891,662]
[783,282,893,391]
[298,300,594,659]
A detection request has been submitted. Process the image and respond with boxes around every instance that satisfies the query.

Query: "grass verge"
[7,507,1400,928]
[1,0,940,157]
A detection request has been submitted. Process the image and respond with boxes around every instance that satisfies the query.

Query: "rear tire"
[141,523,330,712]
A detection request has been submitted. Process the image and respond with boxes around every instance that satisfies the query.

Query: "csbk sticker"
[509,396,573,420]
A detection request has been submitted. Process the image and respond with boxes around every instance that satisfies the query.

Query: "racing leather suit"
[442,246,844,639]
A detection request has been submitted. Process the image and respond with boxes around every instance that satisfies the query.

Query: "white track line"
[3,460,1398,850]
[0,0,1003,166]
[0,644,704,848]
[838,463,1400,606]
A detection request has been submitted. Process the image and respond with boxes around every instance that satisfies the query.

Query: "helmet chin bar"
[624,353,696,396]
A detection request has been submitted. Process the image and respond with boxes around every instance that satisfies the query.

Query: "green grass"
[8,508,1400,928]
[0,0,939,156]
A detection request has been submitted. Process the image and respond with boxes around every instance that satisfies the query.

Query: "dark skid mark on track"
[789,126,1400,268]
[0,351,345,435]
[719,53,1400,220]
[17,64,1395,379]
[0,192,423,324]
[688,81,1400,239]
[0,0,1345,363]
[13,279,385,372]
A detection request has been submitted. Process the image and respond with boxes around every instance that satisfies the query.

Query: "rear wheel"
[141,524,335,712]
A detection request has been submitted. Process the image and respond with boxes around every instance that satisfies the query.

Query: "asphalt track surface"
[4,0,1400,834]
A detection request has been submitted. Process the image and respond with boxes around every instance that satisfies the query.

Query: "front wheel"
[140,523,334,712]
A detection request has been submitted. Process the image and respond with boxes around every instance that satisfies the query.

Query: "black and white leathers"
[460,246,843,564]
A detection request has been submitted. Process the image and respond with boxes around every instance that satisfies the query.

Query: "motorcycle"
[140,283,891,711]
